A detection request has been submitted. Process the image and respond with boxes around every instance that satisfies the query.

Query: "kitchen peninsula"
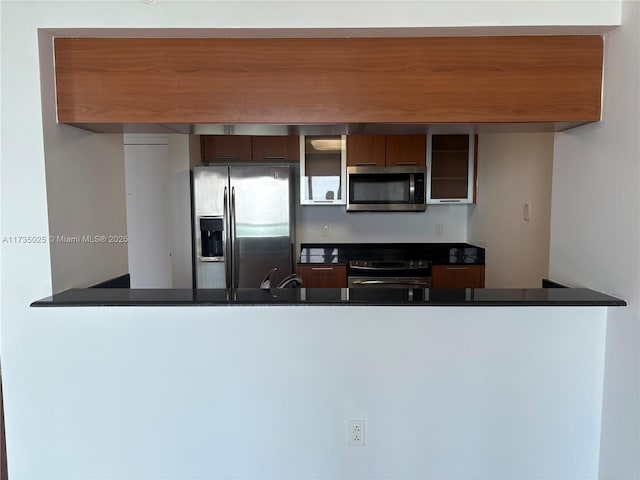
[31,286,625,307]
[31,241,625,307]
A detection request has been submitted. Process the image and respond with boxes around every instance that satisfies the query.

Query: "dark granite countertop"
[298,242,485,265]
[31,287,626,307]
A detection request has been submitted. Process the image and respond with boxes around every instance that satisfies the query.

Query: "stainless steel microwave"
[346,166,427,212]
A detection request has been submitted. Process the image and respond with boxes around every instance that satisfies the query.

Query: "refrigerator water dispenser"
[199,216,224,259]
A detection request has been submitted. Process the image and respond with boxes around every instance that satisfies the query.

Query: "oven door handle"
[351,279,431,287]
[349,265,428,272]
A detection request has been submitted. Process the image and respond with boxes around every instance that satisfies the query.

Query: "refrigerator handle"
[223,186,230,289]
[231,186,238,288]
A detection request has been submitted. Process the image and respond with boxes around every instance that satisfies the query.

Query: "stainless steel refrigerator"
[192,165,295,288]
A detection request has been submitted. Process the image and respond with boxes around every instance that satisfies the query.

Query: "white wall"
[168,135,194,288]
[17,305,608,480]
[549,2,640,478]
[468,133,554,287]
[297,204,468,244]
[0,1,625,480]
[39,31,128,293]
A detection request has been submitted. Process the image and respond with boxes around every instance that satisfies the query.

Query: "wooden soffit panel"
[54,36,603,125]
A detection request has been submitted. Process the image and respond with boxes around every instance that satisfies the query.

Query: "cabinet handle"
[445,267,469,271]
[397,161,417,165]
[311,267,334,271]
[355,162,377,166]
[311,200,337,203]
[263,156,286,160]
[439,199,462,203]
[215,156,239,160]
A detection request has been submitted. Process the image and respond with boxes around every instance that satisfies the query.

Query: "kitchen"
[121,130,549,292]
[2,2,638,480]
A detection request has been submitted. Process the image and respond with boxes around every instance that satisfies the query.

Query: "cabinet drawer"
[431,264,485,288]
[297,264,347,288]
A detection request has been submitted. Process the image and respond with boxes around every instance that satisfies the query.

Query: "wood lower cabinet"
[431,264,485,288]
[201,135,252,162]
[251,136,299,162]
[297,264,347,288]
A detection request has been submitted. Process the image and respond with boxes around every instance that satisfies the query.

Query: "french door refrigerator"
[192,165,295,289]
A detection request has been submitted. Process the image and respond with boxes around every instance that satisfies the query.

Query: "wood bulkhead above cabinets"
[54,36,603,128]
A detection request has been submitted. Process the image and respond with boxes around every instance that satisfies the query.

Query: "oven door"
[348,276,432,288]
[347,166,426,211]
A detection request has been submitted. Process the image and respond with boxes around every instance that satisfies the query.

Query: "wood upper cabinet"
[201,135,299,163]
[297,264,347,288]
[431,265,485,288]
[251,136,299,162]
[346,135,386,166]
[347,135,425,166]
[385,135,427,166]
[201,135,252,163]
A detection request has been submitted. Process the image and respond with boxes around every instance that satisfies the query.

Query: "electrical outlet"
[321,225,330,237]
[435,223,444,236]
[347,419,365,446]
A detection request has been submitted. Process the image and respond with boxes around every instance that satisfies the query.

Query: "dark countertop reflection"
[31,287,626,307]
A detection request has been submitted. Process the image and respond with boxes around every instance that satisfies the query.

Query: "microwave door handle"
[409,174,415,203]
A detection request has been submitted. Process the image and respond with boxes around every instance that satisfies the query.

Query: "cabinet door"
[346,135,386,166]
[431,265,485,288]
[385,135,427,166]
[300,135,346,205]
[427,134,477,204]
[251,136,299,162]
[297,264,347,288]
[201,135,252,162]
